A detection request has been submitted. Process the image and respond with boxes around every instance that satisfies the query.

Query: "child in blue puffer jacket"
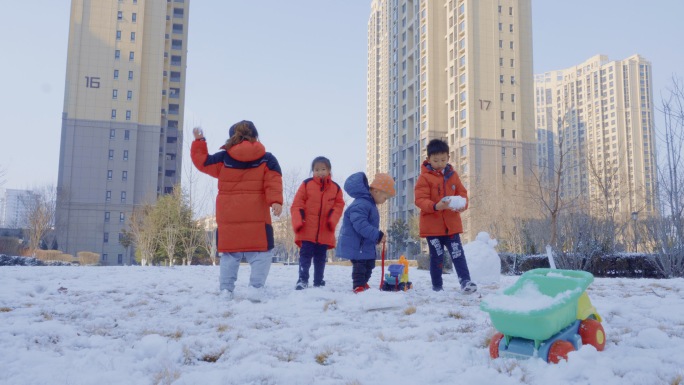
[336,172,395,293]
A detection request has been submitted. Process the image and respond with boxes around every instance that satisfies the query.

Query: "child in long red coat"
[290,157,345,289]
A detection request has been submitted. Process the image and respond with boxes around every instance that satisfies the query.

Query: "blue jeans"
[426,234,472,289]
[219,251,272,292]
[298,241,328,286]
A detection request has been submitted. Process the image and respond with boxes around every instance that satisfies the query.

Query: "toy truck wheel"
[579,319,606,351]
[548,340,574,363]
[489,333,504,359]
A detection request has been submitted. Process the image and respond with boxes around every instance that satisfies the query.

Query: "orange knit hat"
[370,173,396,197]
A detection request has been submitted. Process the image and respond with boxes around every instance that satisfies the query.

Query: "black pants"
[298,241,328,286]
[351,259,376,289]
[426,234,472,289]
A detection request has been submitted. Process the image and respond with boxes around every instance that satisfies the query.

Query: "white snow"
[443,195,467,210]
[464,232,501,284]
[2,259,684,384]
[481,280,579,313]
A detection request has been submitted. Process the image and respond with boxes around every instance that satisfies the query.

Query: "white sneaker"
[246,286,264,303]
[461,281,477,294]
[220,289,234,300]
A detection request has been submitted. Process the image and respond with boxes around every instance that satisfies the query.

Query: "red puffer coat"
[191,138,283,252]
[414,161,468,237]
[290,175,345,249]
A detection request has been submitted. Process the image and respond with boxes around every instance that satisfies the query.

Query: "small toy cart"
[480,268,606,363]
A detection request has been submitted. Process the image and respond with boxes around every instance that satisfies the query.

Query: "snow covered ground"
[1,263,683,385]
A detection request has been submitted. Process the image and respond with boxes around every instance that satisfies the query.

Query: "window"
[501,129,505,138]
[171,39,182,50]
[172,24,183,34]
[173,8,184,18]
[129,51,134,61]
[510,41,514,49]
[499,57,503,66]
[511,76,515,85]
[500,111,505,120]
[104,232,109,243]
[117,11,123,20]
[124,130,130,140]
[460,145,467,157]
[114,69,119,79]
[123,150,129,161]
[500,93,504,101]
[130,32,136,42]
[499,40,503,48]
[513,166,517,175]
[116,30,121,40]
[110,129,116,139]
[122,171,128,181]
[512,112,516,121]
[121,191,127,203]
[108,149,114,160]
[120,212,125,223]
[511,94,515,102]
[513,148,517,156]
[502,166,506,174]
[500,75,504,84]
[107,170,113,180]
[127,90,132,100]
[509,7,513,16]
[104,212,110,222]
[128,71,133,80]
[112,89,118,99]
[510,59,514,67]
[115,50,120,60]
[509,24,513,33]
[512,130,516,139]
[106,191,112,202]
[498,23,502,31]
[132,13,137,22]
[102,254,108,263]
[502,147,506,157]
[117,254,123,265]
[111,109,117,119]
[126,110,131,120]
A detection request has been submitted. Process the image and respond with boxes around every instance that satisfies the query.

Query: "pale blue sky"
[1,1,683,195]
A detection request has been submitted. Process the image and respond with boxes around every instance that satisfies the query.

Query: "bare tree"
[20,185,57,256]
[273,168,303,263]
[125,204,157,266]
[648,76,684,277]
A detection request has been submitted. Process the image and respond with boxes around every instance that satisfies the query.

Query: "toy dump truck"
[480,268,606,363]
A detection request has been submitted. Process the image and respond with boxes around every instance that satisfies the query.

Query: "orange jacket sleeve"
[190,139,222,179]
[414,174,437,213]
[326,185,346,231]
[290,182,307,232]
[263,157,284,207]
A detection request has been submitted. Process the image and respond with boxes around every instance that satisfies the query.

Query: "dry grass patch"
[404,306,416,315]
[323,300,337,312]
[152,367,180,385]
[201,348,226,363]
[448,310,466,319]
[315,349,334,365]
[0,307,12,312]
[217,324,230,333]
[346,381,363,385]
[670,374,682,385]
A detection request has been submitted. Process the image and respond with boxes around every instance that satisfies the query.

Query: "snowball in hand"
[442,196,467,210]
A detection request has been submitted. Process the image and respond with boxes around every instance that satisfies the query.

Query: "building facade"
[0,189,35,229]
[534,54,658,218]
[56,0,190,265]
[367,0,535,246]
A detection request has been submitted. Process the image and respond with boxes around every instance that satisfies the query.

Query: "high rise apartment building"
[534,54,658,217]
[367,0,535,242]
[0,189,35,229]
[56,0,190,265]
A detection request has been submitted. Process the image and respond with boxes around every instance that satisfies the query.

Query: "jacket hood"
[225,140,266,162]
[344,172,373,200]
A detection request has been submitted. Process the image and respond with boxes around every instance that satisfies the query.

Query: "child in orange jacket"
[415,139,477,294]
[290,156,345,289]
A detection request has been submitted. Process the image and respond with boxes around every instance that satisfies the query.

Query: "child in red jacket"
[415,139,477,294]
[291,156,345,289]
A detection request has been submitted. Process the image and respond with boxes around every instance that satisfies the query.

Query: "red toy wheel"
[489,332,504,359]
[579,319,606,351]
[548,340,574,363]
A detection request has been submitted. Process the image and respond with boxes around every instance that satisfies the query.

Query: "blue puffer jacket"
[336,172,382,260]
